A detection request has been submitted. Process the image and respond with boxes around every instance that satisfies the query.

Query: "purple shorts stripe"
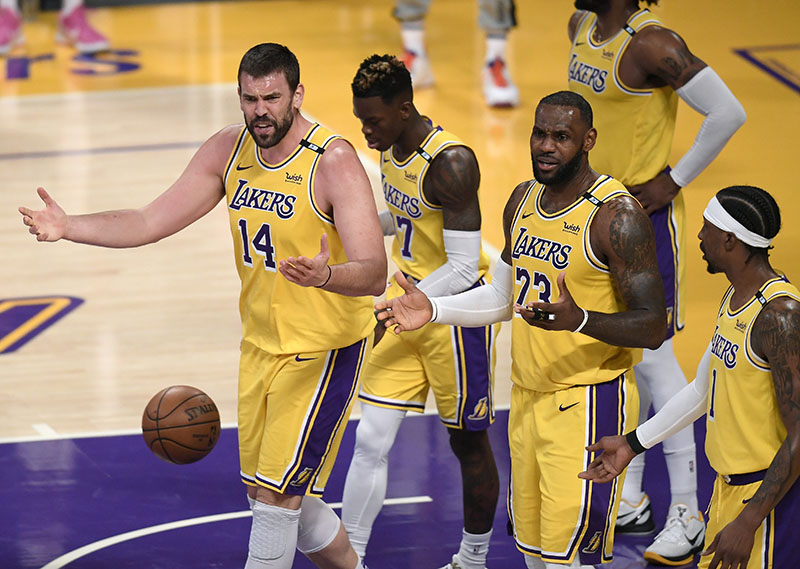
[576,374,627,565]
[282,337,367,496]
[650,202,680,338]
[769,471,800,568]
[455,325,494,431]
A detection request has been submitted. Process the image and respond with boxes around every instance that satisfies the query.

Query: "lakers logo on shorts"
[468,397,489,421]
[290,467,314,487]
[582,531,602,554]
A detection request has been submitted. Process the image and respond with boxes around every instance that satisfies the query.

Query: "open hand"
[374,272,433,334]
[279,234,332,287]
[19,187,67,242]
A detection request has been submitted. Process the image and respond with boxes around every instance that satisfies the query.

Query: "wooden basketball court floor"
[1,0,799,567]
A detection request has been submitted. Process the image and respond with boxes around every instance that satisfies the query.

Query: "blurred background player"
[343,54,500,569]
[0,0,109,55]
[581,185,800,569]
[568,0,746,563]
[394,0,520,107]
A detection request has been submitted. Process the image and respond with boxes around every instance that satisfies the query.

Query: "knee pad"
[296,497,341,555]
[249,501,300,562]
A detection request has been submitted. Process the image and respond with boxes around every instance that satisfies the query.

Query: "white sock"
[454,528,492,569]
[664,444,699,513]
[484,36,508,63]
[60,0,82,15]
[401,26,426,55]
[245,501,300,569]
[341,404,406,558]
[642,340,699,513]
[0,0,19,14]
[621,452,646,505]
[524,555,545,569]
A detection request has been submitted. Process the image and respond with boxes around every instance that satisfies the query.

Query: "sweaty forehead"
[535,104,581,128]
[240,71,289,95]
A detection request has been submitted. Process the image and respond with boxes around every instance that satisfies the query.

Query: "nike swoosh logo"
[295,355,316,362]
[575,41,585,46]
[742,497,752,504]
[559,402,579,412]
[236,164,253,171]
[521,212,534,219]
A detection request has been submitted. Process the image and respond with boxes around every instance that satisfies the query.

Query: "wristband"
[315,265,332,288]
[429,299,439,323]
[572,308,589,334]
[625,430,647,455]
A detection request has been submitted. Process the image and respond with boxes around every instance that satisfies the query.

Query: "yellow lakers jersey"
[224,123,374,355]
[509,175,642,392]
[380,122,490,285]
[568,8,679,186]
[706,277,800,475]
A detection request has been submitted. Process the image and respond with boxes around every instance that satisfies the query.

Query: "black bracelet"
[625,430,647,455]
[315,265,332,288]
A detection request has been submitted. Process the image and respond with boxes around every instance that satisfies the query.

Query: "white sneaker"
[482,57,519,108]
[438,554,486,569]
[402,49,435,89]
[616,494,655,534]
[644,503,705,566]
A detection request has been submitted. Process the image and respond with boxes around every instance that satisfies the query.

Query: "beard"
[246,107,294,149]
[574,0,611,15]
[532,148,584,186]
[700,244,723,274]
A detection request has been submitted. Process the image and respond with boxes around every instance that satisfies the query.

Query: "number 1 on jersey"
[238,219,277,271]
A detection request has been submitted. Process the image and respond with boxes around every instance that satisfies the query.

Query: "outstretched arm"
[580,343,711,483]
[626,27,746,213]
[703,297,800,569]
[19,126,236,247]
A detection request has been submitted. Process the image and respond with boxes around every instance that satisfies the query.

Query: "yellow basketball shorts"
[508,372,638,565]
[699,471,800,569]
[358,318,498,431]
[238,336,371,496]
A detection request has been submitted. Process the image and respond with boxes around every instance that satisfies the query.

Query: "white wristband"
[429,299,439,323]
[573,308,589,334]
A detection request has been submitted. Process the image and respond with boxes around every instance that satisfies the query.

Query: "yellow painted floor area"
[2,0,800,437]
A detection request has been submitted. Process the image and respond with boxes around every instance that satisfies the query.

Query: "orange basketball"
[141,385,221,464]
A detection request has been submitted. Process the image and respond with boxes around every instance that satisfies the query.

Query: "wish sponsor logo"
[562,221,581,235]
[735,319,748,333]
[511,227,572,270]
[285,172,303,185]
[403,170,417,182]
[602,49,614,60]
[228,179,296,219]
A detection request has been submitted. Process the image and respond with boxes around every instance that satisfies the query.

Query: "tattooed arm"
[412,145,483,296]
[584,195,667,349]
[624,26,745,213]
[703,297,800,568]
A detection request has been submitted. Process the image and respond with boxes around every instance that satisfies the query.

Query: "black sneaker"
[616,495,656,534]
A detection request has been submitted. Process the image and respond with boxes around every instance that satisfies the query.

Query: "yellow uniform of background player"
[359,124,495,424]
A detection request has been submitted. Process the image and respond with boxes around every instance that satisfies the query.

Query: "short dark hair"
[352,54,413,103]
[717,185,781,257]
[238,43,300,91]
[538,91,593,128]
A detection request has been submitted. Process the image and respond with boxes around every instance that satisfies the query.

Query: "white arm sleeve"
[669,67,747,188]
[378,210,395,236]
[637,343,712,448]
[416,229,481,297]
[429,258,513,327]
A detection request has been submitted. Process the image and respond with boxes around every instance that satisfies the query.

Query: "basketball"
[141,385,221,464]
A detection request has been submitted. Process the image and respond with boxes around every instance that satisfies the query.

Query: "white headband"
[703,195,773,248]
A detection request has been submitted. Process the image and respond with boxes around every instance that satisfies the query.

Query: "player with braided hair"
[567,1,747,562]
[581,185,800,569]
[342,53,500,569]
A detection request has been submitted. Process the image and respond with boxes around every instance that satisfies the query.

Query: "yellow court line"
[0,297,72,352]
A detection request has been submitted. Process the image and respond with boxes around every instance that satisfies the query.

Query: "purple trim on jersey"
[456,325,494,431]
[278,337,366,496]
[575,375,627,565]
[649,202,679,339]
[769,472,800,568]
